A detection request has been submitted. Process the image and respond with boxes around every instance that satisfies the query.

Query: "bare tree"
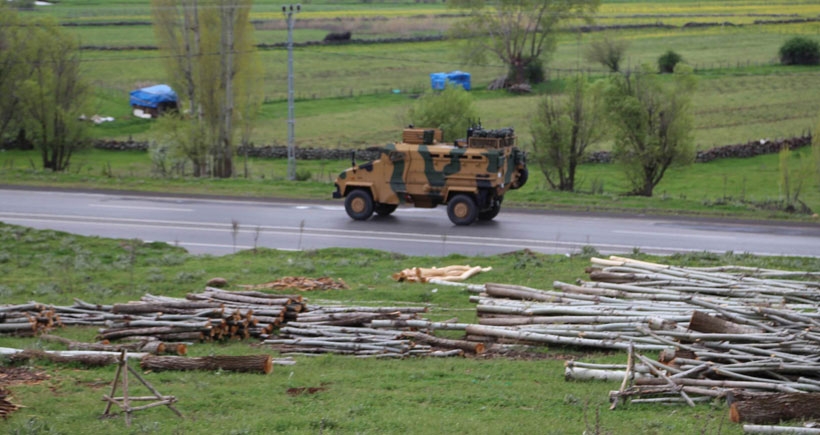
[151,0,261,178]
[449,0,600,85]
[585,36,630,72]
[530,76,606,191]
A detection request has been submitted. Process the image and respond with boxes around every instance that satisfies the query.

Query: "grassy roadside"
[2,223,819,433]
[2,145,818,222]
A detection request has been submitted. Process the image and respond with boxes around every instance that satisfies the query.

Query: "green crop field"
[17,0,820,149]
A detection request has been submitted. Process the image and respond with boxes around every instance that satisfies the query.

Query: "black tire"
[512,167,528,189]
[447,194,478,226]
[478,196,503,221]
[344,189,374,220]
[374,203,398,216]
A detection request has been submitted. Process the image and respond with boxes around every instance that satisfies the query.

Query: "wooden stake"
[101,350,182,426]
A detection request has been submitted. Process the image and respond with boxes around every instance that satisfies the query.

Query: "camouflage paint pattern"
[333,127,527,214]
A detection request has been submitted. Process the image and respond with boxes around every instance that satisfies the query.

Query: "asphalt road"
[1,187,819,257]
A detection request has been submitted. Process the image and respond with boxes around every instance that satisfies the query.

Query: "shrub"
[295,168,313,181]
[779,37,820,66]
[585,37,630,72]
[658,50,683,73]
[407,84,477,142]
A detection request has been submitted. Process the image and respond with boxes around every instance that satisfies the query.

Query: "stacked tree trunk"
[264,305,481,357]
[0,304,61,336]
[491,256,820,424]
[0,289,473,357]
[0,287,307,343]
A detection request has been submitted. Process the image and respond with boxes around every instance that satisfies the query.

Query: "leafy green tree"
[0,3,25,145]
[14,15,90,171]
[151,0,262,178]
[604,64,697,197]
[448,0,599,86]
[407,85,478,142]
[530,76,606,191]
[585,37,630,73]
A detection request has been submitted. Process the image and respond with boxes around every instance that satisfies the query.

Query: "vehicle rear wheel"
[478,196,503,221]
[374,203,398,216]
[447,194,478,226]
[345,189,374,220]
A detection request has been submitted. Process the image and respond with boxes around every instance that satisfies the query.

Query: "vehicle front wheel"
[512,167,528,189]
[374,203,398,216]
[447,194,478,226]
[345,189,374,220]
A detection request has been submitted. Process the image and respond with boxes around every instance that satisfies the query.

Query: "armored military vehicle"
[332,125,528,225]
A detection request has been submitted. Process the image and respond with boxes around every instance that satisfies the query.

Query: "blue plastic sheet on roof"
[129,84,178,108]
[430,71,471,91]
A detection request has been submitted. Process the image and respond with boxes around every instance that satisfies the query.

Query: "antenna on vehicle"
[350,151,356,167]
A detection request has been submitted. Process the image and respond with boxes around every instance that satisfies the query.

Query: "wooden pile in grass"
[0,287,477,357]
[466,256,820,423]
[0,388,18,419]
[239,276,348,291]
[0,287,307,343]
[263,305,483,357]
[0,304,60,336]
[101,287,308,342]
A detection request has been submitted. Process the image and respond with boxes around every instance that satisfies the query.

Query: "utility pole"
[282,4,300,181]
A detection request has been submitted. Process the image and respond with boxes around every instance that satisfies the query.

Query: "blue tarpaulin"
[430,71,471,91]
[129,84,178,109]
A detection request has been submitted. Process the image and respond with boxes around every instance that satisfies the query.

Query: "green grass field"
[25,0,819,152]
[2,2,820,432]
[2,223,819,434]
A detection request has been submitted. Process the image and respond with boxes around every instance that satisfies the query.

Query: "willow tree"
[604,64,697,197]
[0,3,26,144]
[151,0,262,178]
[13,15,90,171]
[530,76,606,191]
[448,0,599,85]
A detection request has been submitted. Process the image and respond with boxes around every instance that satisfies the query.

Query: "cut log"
[742,425,820,434]
[689,310,764,334]
[140,354,273,374]
[401,331,484,354]
[112,301,222,314]
[729,392,820,424]
[7,349,117,367]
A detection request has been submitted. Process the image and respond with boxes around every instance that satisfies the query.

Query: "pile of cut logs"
[0,287,307,342]
[264,306,484,357]
[0,387,17,419]
[464,256,820,424]
[239,276,348,291]
[0,287,482,358]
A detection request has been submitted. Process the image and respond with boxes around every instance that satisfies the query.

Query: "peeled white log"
[564,366,652,382]
[0,347,147,359]
[742,425,820,434]
[428,279,485,293]
[370,319,469,331]
[464,325,668,351]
